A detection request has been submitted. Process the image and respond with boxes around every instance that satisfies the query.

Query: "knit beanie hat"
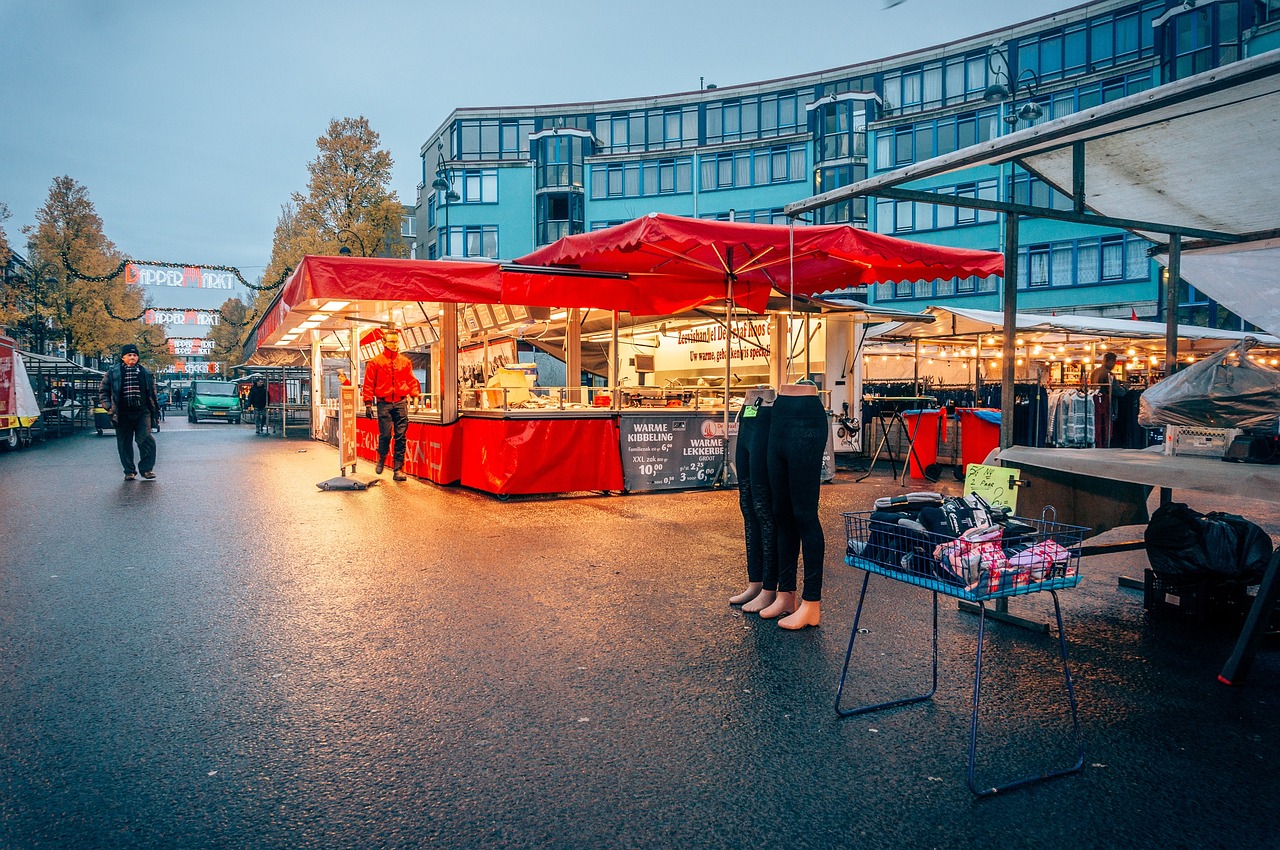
[121,343,140,356]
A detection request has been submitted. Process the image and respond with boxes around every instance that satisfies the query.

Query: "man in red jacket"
[361,327,421,481]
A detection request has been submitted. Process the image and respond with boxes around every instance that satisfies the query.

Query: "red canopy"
[513,213,1004,314]
[280,255,504,307]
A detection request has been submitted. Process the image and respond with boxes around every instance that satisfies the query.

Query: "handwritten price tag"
[964,462,1020,512]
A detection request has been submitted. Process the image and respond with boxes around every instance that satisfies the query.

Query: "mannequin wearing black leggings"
[730,390,776,608]
[758,384,827,630]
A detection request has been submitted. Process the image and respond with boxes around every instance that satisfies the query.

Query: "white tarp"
[11,347,41,419]
[1159,240,1280,341]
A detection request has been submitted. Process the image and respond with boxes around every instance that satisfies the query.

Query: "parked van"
[187,380,242,423]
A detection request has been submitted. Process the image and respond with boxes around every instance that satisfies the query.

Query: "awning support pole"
[1000,213,1019,451]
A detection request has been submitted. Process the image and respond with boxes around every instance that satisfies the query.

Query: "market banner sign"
[161,360,220,374]
[167,337,217,355]
[125,263,238,290]
[144,308,220,327]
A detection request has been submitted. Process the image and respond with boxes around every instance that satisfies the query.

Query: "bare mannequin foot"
[758,591,797,619]
[730,582,764,605]
[779,600,821,630]
[742,589,776,614]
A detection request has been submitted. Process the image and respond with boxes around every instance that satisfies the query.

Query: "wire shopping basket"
[844,510,1086,602]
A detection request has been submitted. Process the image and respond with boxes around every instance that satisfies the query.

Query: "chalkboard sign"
[964,462,1020,513]
[619,413,738,491]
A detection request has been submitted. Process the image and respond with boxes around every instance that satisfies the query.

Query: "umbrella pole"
[720,276,733,488]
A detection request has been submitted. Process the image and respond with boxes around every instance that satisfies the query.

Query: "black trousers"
[735,403,775,586]
[767,394,827,601]
[115,408,156,474]
[376,399,410,469]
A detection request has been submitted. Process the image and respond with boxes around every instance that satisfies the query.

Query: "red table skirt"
[356,416,624,495]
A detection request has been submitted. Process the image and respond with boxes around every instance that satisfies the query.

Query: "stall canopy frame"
[785,49,1280,447]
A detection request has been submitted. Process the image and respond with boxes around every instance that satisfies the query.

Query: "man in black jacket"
[247,376,269,434]
[99,343,162,480]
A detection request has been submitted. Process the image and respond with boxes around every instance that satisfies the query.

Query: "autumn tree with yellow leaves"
[255,117,403,317]
[24,176,149,359]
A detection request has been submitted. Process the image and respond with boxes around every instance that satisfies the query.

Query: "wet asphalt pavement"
[0,416,1277,850]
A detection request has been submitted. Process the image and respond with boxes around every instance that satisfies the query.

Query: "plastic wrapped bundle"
[1139,337,1280,428]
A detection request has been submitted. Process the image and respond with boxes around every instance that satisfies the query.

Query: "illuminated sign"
[144,309,220,326]
[167,338,217,356]
[160,360,221,374]
[125,263,238,290]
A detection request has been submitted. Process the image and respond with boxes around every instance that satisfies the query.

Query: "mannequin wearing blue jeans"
[757,384,827,630]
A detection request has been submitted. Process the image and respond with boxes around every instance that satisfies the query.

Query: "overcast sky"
[1,0,1071,279]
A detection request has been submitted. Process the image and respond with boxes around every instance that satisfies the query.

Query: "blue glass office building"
[414,0,1280,330]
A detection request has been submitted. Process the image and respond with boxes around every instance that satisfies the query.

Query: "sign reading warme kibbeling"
[125,263,248,312]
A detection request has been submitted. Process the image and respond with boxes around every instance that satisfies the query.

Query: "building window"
[460,170,499,203]
[536,193,584,246]
[594,105,699,154]
[705,90,812,145]
[590,157,693,199]
[535,136,585,190]
[698,144,806,191]
[442,225,498,259]
[401,216,416,238]
[453,119,533,161]
[813,164,868,224]
[1161,2,1241,81]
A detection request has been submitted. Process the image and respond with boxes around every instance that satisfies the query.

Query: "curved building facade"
[414,0,1280,329]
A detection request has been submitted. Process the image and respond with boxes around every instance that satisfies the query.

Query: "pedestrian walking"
[248,376,269,434]
[99,343,162,481]
[361,326,420,481]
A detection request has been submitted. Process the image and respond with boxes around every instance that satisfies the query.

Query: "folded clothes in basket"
[934,525,1008,586]
[872,491,945,512]
[1007,539,1073,581]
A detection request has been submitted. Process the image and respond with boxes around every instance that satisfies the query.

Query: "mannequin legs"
[730,582,763,605]
[742,589,775,614]
[757,591,797,619]
[779,599,821,630]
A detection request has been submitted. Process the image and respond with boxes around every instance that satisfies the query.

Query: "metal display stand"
[855,395,937,484]
[837,510,1087,796]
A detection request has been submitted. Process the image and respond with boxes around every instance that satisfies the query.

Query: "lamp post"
[431,141,460,258]
[22,261,60,355]
[336,227,368,257]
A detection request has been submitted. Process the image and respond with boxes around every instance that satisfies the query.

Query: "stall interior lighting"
[319,301,350,312]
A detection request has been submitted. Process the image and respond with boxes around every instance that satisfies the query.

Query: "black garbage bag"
[1139,336,1280,429]
[1145,502,1273,582]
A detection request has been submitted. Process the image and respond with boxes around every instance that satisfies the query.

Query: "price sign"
[964,462,1020,513]
[340,385,358,470]
[619,413,738,491]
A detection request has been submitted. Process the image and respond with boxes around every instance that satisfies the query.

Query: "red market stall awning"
[280,255,504,308]
[255,255,509,347]
[512,213,1004,314]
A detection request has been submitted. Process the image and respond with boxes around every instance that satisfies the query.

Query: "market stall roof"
[514,213,1004,315]
[20,350,104,378]
[250,255,510,350]
[248,241,946,354]
[867,305,1280,346]
[785,49,1280,338]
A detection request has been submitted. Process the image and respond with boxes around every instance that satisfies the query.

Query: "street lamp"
[431,141,460,258]
[983,47,1043,127]
[1005,70,1043,126]
[20,261,60,355]
[336,227,368,257]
